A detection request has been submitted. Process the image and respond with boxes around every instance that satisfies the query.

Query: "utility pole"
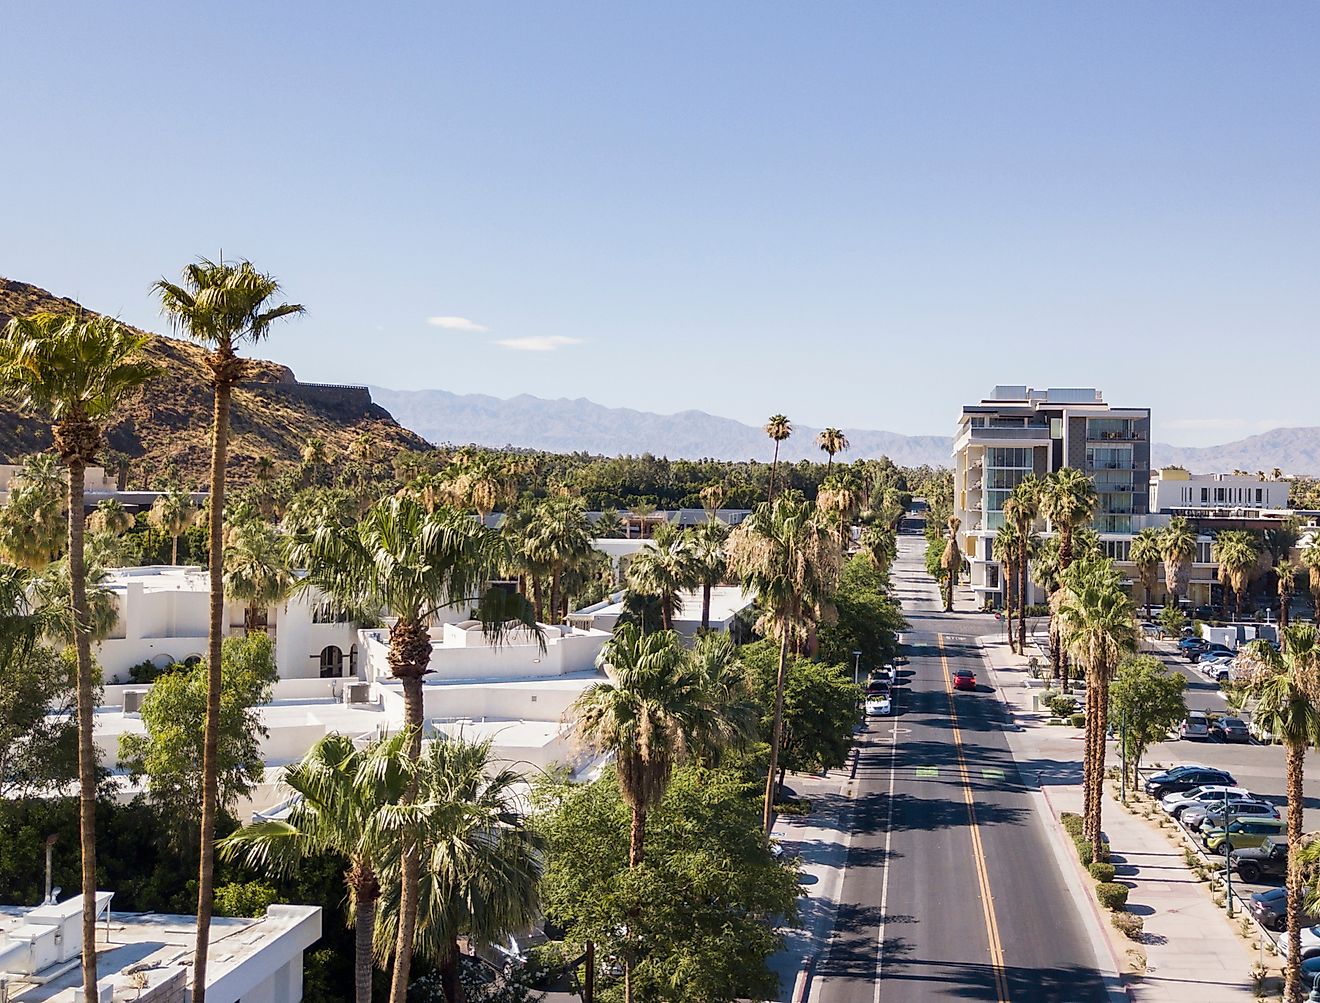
[1119,710,1127,805]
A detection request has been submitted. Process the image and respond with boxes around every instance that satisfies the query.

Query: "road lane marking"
[939,634,1012,1003]
[982,768,1006,780]
[916,766,939,777]
[873,688,900,1003]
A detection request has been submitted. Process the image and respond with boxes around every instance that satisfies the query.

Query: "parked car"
[1248,887,1320,932]
[1199,653,1234,673]
[952,669,977,691]
[1178,637,1210,658]
[868,666,895,687]
[1231,839,1289,883]
[1160,785,1250,818]
[1250,718,1277,744]
[1276,923,1320,961]
[1179,712,1211,740]
[1203,817,1285,855]
[1140,622,1162,639]
[1144,765,1237,798]
[1184,798,1279,833]
[1193,605,1217,621]
[1191,644,1235,664]
[865,688,893,717]
[1209,716,1251,743]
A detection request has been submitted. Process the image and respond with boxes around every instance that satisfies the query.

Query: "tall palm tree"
[858,524,898,576]
[688,632,759,764]
[1304,537,1320,625]
[1278,560,1298,634]
[699,482,726,519]
[1056,554,1138,850]
[89,498,134,537]
[375,738,544,1003]
[1214,530,1261,620]
[254,455,276,483]
[220,731,413,1003]
[815,427,849,475]
[940,516,962,613]
[817,472,860,551]
[526,496,594,622]
[224,519,294,634]
[0,311,154,1003]
[148,487,198,564]
[288,494,536,1003]
[1040,469,1098,679]
[687,518,730,630]
[1243,625,1320,1002]
[1007,475,1042,656]
[1129,527,1163,621]
[572,625,715,1003]
[155,259,304,1003]
[726,491,838,832]
[626,524,698,632]
[764,415,792,502]
[1160,516,1198,611]
[0,453,66,568]
[629,500,657,539]
[992,522,1021,652]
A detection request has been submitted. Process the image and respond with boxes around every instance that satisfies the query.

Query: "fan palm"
[288,493,537,1003]
[764,415,792,502]
[525,495,594,623]
[1056,555,1138,849]
[687,519,730,630]
[89,498,133,537]
[1214,530,1261,620]
[0,311,154,1003]
[1304,538,1320,625]
[374,738,544,1003]
[220,731,413,1003]
[1159,517,1197,611]
[629,500,657,539]
[148,488,197,564]
[940,516,962,613]
[726,491,839,832]
[699,482,726,518]
[223,519,294,634]
[992,522,1020,652]
[155,258,303,1003]
[1129,527,1163,621]
[626,524,699,632]
[0,454,66,568]
[688,632,759,764]
[1278,560,1298,634]
[1242,625,1320,1002]
[858,524,898,577]
[1007,475,1042,656]
[1040,469,1098,680]
[815,427,849,475]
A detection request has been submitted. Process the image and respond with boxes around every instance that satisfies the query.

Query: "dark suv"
[1232,839,1288,883]
[1144,766,1236,798]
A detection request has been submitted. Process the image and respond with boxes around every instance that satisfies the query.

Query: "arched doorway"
[319,644,344,678]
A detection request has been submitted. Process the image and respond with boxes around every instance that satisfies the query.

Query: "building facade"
[1150,468,1291,516]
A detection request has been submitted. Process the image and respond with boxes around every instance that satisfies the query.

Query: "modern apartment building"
[952,386,1152,606]
[1150,468,1291,516]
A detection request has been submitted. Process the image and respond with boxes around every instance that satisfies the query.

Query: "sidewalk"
[979,634,1260,1001]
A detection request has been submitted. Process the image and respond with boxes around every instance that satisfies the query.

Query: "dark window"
[319,645,344,678]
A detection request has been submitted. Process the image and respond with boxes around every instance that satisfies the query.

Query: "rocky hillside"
[1151,429,1320,476]
[0,278,429,486]
[371,386,957,467]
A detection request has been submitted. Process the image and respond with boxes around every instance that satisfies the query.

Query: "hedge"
[1096,882,1130,911]
[1089,861,1116,882]
[1074,838,1094,867]
[1061,812,1084,838]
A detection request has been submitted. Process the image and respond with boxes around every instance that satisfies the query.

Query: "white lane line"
[873,700,900,1003]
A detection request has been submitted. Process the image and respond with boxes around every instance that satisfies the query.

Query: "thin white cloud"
[427,316,488,333]
[496,335,583,352]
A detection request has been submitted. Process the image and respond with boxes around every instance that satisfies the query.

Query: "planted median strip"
[1060,811,1143,940]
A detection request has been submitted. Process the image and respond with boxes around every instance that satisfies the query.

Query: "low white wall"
[359,628,606,685]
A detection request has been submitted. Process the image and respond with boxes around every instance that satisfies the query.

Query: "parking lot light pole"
[1120,710,1127,805]
[1223,790,1235,918]
[853,650,862,687]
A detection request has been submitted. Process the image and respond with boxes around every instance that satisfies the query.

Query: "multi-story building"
[1150,468,1290,516]
[952,386,1151,606]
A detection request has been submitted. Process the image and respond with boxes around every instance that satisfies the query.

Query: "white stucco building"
[1150,467,1291,515]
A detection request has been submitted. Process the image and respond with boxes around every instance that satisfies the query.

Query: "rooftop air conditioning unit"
[122,688,150,716]
[343,682,372,705]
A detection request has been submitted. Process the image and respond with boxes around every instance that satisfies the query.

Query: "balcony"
[955,424,1051,452]
[1087,431,1146,442]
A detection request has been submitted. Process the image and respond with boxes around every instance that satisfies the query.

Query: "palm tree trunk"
[1286,741,1306,1003]
[661,596,672,632]
[68,458,99,1002]
[1018,548,1029,658]
[1145,582,1152,622]
[701,582,712,631]
[1281,595,1290,632]
[762,627,792,834]
[440,937,462,1003]
[550,569,561,627]
[351,870,379,1003]
[193,380,232,1003]
[389,657,428,1003]
[172,532,179,566]
[769,444,780,503]
[629,806,646,868]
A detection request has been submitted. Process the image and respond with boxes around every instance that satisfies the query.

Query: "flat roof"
[587,585,754,624]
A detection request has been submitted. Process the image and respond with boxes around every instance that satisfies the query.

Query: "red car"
[952,669,977,691]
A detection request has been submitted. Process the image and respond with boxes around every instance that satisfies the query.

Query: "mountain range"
[371,386,1320,475]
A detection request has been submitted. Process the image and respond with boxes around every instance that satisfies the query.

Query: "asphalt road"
[811,534,1107,1003]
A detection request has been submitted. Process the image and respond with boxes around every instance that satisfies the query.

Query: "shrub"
[1047,693,1079,717]
[1061,813,1084,838]
[1070,713,1086,729]
[214,880,278,918]
[1089,861,1116,882]
[1074,838,1094,867]
[1096,882,1129,910]
[1111,911,1144,939]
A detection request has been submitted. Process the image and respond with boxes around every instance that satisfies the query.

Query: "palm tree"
[687,519,730,630]
[699,482,726,519]
[525,496,594,622]
[288,494,536,1003]
[1130,527,1163,621]
[1278,560,1298,634]
[992,522,1020,652]
[629,500,657,539]
[1056,554,1138,850]
[148,488,197,564]
[817,472,860,550]
[764,415,792,502]
[375,738,544,1003]
[592,507,625,540]
[726,491,838,832]
[626,524,698,632]
[1214,530,1261,620]
[88,498,134,537]
[220,731,412,1003]
[1304,537,1320,625]
[815,427,849,475]
[1007,476,1042,656]
[941,516,962,613]
[154,257,304,1003]
[858,524,897,576]
[687,632,759,764]
[0,453,66,568]
[224,519,294,635]
[0,311,154,1003]
[1160,516,1198,611]
[254,455,276,483]
[572,625,715,1003]
[1041,469,1098,679]
[1243,625,1320,1002]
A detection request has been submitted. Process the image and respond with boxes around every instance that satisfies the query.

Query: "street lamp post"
[1120,710,1127,805]
[1223,789,1235,918]
[853,650,862,687]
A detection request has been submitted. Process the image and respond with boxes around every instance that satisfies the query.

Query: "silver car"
[1183,798,1278,832]
[1179,712,1211,740]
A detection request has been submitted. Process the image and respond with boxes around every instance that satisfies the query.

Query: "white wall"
[359,626,607,685]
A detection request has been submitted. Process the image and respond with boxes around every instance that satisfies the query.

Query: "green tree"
[816,554,906,673]
[118,634,276,842]
[625,524,699,632]
[726,491,839,832]
[1278,559,1298,633]
[1041,468,1098,684]
[536,765,799,1003]
[940,516,962,613]
[815,427,849,475]
[221,731,413,1003]
[1213,530,1261,619]
[1129,527,1163,621]
[763,415,792,502]
[223,518,294,634]
[992,522,1020,650]
[1242,625,1320,1002]
[1303,537,1320,625]
[1159,516,1197,610]
[1109,655,1187,789]
[0,310,154,1002]
[89,498,134,537]
[526,495,594,623]
[1005,475,1042,656]
[155,257,304,1002]
[148,487,198,565]
[290,493,536,1003]
[686,518,729,630]
[0,454,66,568]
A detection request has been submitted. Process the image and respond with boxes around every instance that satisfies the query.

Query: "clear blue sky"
[3,3,1316,446]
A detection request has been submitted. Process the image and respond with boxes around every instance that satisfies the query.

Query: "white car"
[865,692,893,716]
[1277,924,1320,960]
[1160,785,1251,818]
[1200,654,1234,676]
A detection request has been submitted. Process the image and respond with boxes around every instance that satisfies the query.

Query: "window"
[1050,418,1063,439]
[1201,487,1209,503]
[313,603,352,625]
[319,645,344,678]
[1085,446,1132,470]
[1196,542,1212,564]
[987,447,1033,468]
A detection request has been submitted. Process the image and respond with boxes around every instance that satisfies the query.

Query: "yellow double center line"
[938,634,1011,1003]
